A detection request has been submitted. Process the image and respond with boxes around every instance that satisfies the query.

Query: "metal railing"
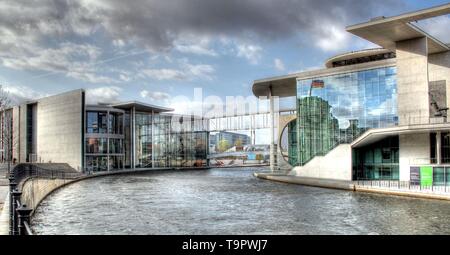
[9,187,33,235]
[400,113,448,126]
[8,164,84,235]
[355,180,450,194]
[11,164,83,185]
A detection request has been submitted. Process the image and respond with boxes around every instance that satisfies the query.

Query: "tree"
[217,139,230,153]
[234,138,243,147]
[0,85,16,174]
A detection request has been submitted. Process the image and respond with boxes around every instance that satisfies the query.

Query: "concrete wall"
[399,133,430,181]
[19,104,27,162]
[396,37,429,125]
[36,90,84,171]
[20,178,70,211]
[429,51,450,108]
[291,144,352,181]
[12,106,20,161]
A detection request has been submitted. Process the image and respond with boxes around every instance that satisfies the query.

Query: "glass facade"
[287,119,298,166]
[84,106,209,172]
[352,136,399,180]
[109,112,124,134]
[86,111,108,134]
[293,66,398,178]
[85,110,125,172]
[135,113,208,168]
[86,138,108,154]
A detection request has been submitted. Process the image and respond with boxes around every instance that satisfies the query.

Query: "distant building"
[211,131,251,152]
[0,90,209,172]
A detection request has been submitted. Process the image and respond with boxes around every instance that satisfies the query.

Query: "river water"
[32,167,450,235]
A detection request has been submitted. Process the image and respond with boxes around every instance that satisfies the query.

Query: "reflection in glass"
[295,67,397,167]
[85,138,108,154]
[135,113,208,168]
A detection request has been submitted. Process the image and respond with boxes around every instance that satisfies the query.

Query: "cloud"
[174,36,218,56]
[236,43,262,64]
[2,84,49,105]
[415,15,450,43]
[314,24,351,52]
[274,58,285,71]
[141,60,215,81]
[85,86,123,104]
[141,68,187,81]
[140,90,171,101]
[0,0,406,57]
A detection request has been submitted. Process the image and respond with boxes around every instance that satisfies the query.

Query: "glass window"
[109,112,124,134]
[85,138,108,154]
[86,156,108,172]
[433,167,445,186]
[352,136,399,180]
[296,67,397,166]
[441,133,450,164]
[87,112,98,133]
[86,111,108,133]
[109,156,124,170]
[109,138,123,154]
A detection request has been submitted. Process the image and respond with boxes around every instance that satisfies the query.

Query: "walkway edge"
[0,192,10,235]
[254,173,450,201]
[253,172,354,191]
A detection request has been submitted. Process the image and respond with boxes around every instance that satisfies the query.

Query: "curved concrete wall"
[290,144,352,181]
[20,178,74,212]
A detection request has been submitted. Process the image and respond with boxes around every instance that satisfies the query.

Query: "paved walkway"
[0,164,10,235]
[254,172,450,201]
[254,172,354,190]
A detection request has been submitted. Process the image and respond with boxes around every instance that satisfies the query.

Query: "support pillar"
[151,110,155,169]
[269,86,275,172]
[131,106,136,169]
[436,131,441,164]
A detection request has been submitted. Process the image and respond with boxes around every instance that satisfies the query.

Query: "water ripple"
[32,168,450,235]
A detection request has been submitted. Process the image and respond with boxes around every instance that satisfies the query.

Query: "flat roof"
[252,58,395,97]
[324,48,393,68]
[347,3,450,54]
[111,101,174,113]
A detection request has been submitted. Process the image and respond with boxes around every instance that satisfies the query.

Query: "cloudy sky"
[0,0,449,112]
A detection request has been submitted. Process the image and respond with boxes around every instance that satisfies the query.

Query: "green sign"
[420,166,433,187]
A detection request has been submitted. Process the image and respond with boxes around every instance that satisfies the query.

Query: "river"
[32,167,450,234]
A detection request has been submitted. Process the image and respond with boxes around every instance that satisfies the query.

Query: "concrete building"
[252,4,450,186]
[0,90,209,172]
[210,131,251,152]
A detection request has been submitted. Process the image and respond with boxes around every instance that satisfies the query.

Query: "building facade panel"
[36,90,84,171]
[396,37,430,125]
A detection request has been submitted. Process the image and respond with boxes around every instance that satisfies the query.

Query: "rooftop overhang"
[111,101,173,113]
[252,74,298,98]
[346,3,450,54]
[324,48,393,68]
[351,122,450,148]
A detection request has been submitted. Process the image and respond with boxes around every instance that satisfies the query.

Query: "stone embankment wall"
[20,178,75,212]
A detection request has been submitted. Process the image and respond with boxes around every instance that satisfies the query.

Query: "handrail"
[8,164,85,235]
[354,179,450,194]
[23,221,33,235]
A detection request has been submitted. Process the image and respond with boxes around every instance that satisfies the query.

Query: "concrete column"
[107,110,110,172]
[151,110,155,169]
[131,106,136,169]
[436,131,441,164]
[269,86,275,172]
[396,37,429,125]
[399,133,430,181]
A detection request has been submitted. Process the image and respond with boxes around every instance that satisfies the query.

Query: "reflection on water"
[32,168,450,235]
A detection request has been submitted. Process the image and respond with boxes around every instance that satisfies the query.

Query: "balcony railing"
[8,164,84,235]
[355,180,450,194]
